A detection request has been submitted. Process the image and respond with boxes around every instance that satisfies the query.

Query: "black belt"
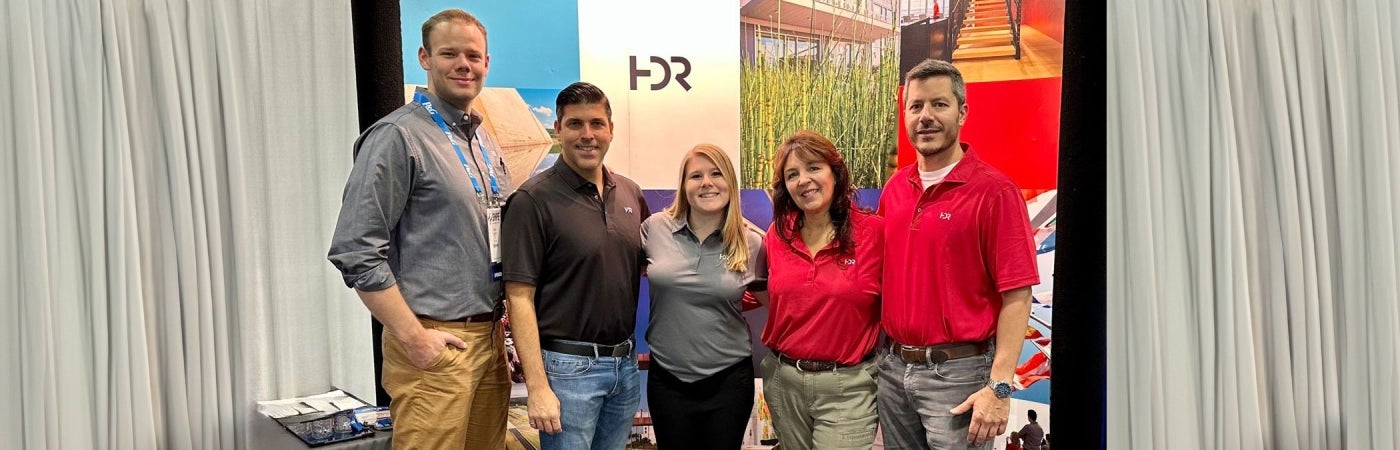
[774,351,869,372]
[422,307,506,323]
[887,339,991,364]
[542,338,634,358]
[438,306,504,323]
[461,310,501,323]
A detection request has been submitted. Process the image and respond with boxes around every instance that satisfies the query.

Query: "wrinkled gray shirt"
[328,88,513,320]
[642,212,767,382]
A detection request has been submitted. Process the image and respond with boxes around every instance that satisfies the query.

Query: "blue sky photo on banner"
[401,1,1058,447]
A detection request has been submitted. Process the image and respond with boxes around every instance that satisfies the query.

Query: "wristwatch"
[989,380,1016,398]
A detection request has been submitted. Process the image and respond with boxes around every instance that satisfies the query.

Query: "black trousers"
[647,356,756,450]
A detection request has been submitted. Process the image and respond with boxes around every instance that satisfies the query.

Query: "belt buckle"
[897,344,949,364]
[607,339,632,357]
[897,344,928,364]
[796,359,835,372]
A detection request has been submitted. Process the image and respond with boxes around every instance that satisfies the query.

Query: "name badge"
[487,206,503,281]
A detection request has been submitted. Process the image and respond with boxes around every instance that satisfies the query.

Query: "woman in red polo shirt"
[758,130,884,450]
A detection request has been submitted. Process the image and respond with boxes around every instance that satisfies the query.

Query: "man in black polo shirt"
[501,82,649,450]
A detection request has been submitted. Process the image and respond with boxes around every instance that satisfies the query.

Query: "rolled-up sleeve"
[327,124,413,291]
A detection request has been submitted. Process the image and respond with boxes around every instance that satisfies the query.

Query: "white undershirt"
[919,161,959,190]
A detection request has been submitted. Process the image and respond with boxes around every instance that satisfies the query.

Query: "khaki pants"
[759,353,879,450]
[382,319,509,450]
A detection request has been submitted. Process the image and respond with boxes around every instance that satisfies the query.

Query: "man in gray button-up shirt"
[326,9,513,450]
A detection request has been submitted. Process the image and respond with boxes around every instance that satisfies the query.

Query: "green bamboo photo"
[740,37,901,189]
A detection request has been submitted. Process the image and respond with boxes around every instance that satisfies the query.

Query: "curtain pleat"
[1112,0,1400,448]
[3,1,372,448]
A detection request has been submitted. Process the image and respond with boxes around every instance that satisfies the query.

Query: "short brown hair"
[421,9,487,52]
[904,59,966,106]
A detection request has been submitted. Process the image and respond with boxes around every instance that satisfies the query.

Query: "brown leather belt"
[887,339,991,364]
[774,351,868,372]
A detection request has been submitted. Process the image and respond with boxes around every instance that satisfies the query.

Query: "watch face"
[992,381,1014,398]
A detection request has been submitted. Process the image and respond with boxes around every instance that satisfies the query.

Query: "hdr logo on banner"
[578,0,741,189]
[630,56,693,91]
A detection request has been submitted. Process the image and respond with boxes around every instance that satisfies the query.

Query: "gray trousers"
[759,352,879,450]
[876,347,996,450]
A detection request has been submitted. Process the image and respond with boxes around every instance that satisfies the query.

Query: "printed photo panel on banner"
[896,0,1064,189]
[400,1,584,189]
[738,0,903,190]
[392,3,1064,447]
[401,0,581,89]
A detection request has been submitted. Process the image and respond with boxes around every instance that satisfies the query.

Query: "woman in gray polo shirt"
[641,144,767,450]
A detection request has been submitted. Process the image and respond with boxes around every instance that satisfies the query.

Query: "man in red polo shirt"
[876,59,1039,449]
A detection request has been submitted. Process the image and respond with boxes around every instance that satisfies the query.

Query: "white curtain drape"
[2,1,373,448]
[1109,0,1399,447]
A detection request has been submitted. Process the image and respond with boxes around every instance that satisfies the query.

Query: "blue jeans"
[877,347,995,450]
[538,344,641,450]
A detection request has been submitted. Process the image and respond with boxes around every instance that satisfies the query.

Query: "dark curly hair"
[770,130,859,255]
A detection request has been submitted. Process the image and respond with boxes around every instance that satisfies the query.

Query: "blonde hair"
[665,144,750,272]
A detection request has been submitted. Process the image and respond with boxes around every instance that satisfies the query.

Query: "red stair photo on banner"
[896,76,1062,194]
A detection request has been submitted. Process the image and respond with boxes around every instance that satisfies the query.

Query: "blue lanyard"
[414,92,502,200]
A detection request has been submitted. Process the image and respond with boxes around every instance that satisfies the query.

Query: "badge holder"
[487,202,503,282]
